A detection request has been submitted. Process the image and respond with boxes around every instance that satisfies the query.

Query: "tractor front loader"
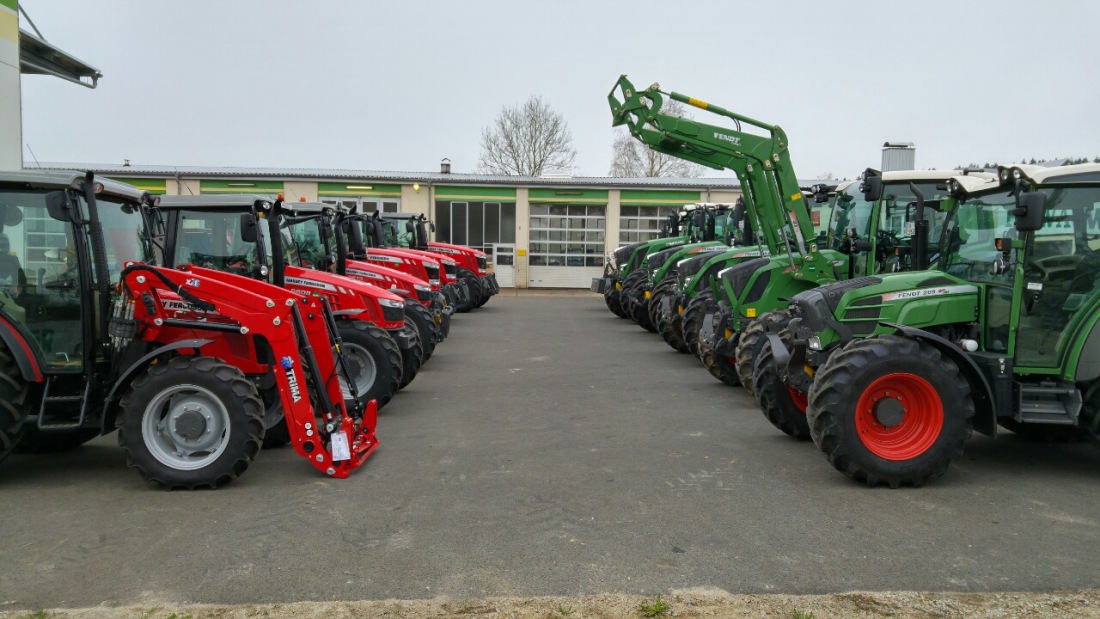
[769,163,1100,486]
[0,171,376,488]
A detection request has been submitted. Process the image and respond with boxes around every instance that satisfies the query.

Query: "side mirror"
[733,199,746,224]
[406,219,415,233]
[692,210,706,228]
[861,175,883,202]
[429,221,436,233]
[1013,191,1046,232]
[46,191,72,222]
[240,213,258,243]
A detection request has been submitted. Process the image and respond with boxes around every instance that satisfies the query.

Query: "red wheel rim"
[854,373,943,461]
[788,387,808,413]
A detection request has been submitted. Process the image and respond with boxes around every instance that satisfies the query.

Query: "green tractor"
[750,171,999,436]
[768,163,1100,486]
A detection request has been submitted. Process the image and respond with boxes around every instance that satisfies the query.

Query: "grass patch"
[638,593,670,617]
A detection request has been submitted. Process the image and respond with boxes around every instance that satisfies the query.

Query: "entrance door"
[492,243,515,287]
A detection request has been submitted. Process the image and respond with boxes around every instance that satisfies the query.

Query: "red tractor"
[156,195,417,401]
[0,171,377,488]
[280,200,448,361]
[381,212,500,311]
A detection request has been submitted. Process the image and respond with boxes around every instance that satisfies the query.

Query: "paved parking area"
[1,292,1099,610]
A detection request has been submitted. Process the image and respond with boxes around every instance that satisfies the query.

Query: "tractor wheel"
[604,284,628,319]
[751,321,810,439]
[398,320,424,390]
[682,290,716,358]
[652,280,689,354]
[260,399,291,449]
[807,335,974,488]
[618,270,646,324]
[474,278,491,308]
[0,344,31,465]
[406,301,439,362]
[118,356,265,489]
[736,309,794,397]
[337,321,402,410]
[700,347,741,387]
[458,268,484,310]
[16,428,100,453]
[626,273,657,333]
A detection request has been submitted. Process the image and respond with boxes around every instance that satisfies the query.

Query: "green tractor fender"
[880,323,999,437]
[1063,306,1100,384]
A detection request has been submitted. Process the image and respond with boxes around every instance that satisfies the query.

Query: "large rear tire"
[0,344,31,465]
[118,356,265,490]
[681,290,716,358]
[337,321,402,410]
[807,335,974,488]
[736,309,793,396]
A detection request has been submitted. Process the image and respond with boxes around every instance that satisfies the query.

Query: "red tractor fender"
[0,313,43,383]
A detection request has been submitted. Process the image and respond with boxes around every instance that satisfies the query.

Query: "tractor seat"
[0,234,26,293]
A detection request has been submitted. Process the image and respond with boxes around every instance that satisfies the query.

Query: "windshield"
[828,184,874,250]
[172,208,273,277]
[939,190,1016,283]
[96,197,156,282]
[288,217,327,269]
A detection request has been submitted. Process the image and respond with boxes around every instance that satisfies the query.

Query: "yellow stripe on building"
[0,7,18,46]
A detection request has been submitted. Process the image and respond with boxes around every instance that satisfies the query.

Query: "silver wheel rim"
[340,342,379,399]
[142,384,231,471]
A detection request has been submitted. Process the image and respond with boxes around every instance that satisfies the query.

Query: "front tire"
[118,356,265,489]
[604,283,628,319]
[338,321,402,410]
[735,309,793,396]
[406,301,440,362]
[681,290,716,358]
[751,319,810,439]
[398,320,424,390]
[458,268,484,310]
[807,335,974,488]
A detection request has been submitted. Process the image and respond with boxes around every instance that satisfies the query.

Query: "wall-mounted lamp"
[413,183,421,192]
[227,182,256,187]
[346,185,373,190]
[555,190,582,196]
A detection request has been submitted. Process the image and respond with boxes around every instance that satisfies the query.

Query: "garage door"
[528,203,605,288]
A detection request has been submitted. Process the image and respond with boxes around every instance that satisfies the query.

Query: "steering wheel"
[1028,254,1084,281]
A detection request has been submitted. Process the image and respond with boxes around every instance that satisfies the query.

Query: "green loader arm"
[609,76,815,266]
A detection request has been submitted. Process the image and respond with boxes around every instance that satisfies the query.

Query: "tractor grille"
[442,262,456,277]
[381,303,405,324]
[417,288,432,303]
[743,269,772,304]
[476,255,487,270]
[725,258,769,298]
[424,263,440,281]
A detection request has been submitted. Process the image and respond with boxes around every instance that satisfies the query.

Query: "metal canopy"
[18,28,101,88]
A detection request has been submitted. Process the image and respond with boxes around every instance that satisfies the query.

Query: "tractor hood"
[345,259,430,300]
[792,270,979,345]
[284,265,403,305]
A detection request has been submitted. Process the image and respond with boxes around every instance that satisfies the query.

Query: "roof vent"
[440,158,451,174]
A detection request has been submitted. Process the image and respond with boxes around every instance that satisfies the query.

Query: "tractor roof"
[881,169,993,183]
[158,194,273,209]
[0,169,145,202]
[1012,162,1100,185]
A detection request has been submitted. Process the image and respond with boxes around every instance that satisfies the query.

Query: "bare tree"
[609,99,707,178]
[477,96,577,176]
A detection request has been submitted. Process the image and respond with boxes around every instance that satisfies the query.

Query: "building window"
[320,197,399,213]
[434,201,516,254]
[619,205,679,245]
[529,204,605,267]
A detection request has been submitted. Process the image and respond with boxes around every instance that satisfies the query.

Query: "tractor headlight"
[1012,168,1022,180]
[379,298,405,309]
[999,169,1010,182]
[808,336,822,351]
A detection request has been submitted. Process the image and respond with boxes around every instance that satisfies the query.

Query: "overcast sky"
[17,0,1100,180]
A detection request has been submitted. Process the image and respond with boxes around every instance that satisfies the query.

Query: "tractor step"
[1015,382,1082,425]
[36,376,91,430]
